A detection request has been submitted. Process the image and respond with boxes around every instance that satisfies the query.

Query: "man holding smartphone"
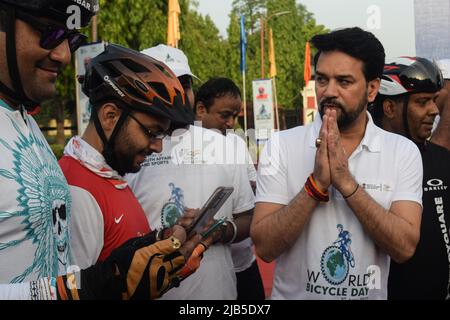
[126,46,255,300]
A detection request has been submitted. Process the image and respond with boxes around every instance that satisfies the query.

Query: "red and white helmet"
[380,57,443,96]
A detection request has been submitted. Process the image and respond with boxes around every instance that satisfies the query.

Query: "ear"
[382,99,397,119]
[195,102,207,120]
[97,102,122,132]
[367,78,381,103]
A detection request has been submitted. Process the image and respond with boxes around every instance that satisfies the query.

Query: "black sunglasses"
[16,11,87,53]
[128,113,168,142]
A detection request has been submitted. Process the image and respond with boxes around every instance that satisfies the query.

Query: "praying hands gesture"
[314,109,359,198]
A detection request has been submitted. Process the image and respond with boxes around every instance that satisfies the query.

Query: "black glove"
[57,231,186,300]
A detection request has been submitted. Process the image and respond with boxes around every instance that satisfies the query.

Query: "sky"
[196,0,416,58]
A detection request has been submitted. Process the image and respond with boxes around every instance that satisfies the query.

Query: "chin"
[30,88,57,103]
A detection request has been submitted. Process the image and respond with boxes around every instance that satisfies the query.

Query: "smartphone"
[200,217,227,238]
[186,187,234,235]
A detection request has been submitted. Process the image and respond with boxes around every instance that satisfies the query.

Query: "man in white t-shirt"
[126,48,255,300]
[195,77,265,300]
[251,27,423,300]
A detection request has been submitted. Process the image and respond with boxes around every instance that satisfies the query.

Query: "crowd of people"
[0,0,448,300]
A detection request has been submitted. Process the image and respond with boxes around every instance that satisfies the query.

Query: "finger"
[179,234,202,259]
[318,115,328,155]
[183,208,200,217]
[328,109,340,136]
[172,225,187,244]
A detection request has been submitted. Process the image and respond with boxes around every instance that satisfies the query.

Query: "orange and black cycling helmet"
[82,44,194,127]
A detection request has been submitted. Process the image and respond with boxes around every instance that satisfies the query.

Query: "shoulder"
[59,156,107,192]
[377,127,420,155]
[427,141,450,157]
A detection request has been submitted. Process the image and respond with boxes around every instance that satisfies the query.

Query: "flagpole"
[272,76,280,130]
[242,71,247,134]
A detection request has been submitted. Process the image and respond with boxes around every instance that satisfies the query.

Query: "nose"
[149,138,163,153]
[49,39,71,67]
[322,80,339,98]
[225,116,236,129]
[428,99,439,117]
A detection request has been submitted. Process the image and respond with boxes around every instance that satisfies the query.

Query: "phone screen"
[187,187,234,235]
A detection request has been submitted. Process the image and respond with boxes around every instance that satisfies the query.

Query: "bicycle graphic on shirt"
[161,182,185,228]
[320,224,356,285]
[333,224,355,268]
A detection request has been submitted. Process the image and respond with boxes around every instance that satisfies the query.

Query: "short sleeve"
[255,133,290,205]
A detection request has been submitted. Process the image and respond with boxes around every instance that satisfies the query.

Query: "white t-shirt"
[256,113,423,300]
[126,125,255,299]
[0,101,71,284]
[226,133,257,272]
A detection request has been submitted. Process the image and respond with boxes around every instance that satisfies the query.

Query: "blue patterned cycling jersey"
[0,100,71,283]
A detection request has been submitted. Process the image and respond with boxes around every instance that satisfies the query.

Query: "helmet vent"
[125,85,145,101]
[153,63,175,79]
[148,82,171,103]
[122,59,149,73]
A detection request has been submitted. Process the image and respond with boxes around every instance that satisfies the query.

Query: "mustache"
[319,98,344,110]
[36,59,63,73]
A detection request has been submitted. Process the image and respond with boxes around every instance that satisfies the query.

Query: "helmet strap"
[401,95,413,141]
[0,5,39,110]
[92,105,130,173]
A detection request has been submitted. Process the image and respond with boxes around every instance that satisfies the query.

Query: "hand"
[103,228,202,300]
[176,208,200,229]
[327,109,356,195]
[313,111,331,192]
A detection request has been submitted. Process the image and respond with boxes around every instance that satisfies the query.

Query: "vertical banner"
[414,0,450,60]
[252,79,274,141]
[75,42,105,135]
[301,80,318,125]
[167,0,181,48]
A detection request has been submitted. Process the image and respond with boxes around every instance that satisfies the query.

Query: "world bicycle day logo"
[305,224,381,298]
[321,224,355,285]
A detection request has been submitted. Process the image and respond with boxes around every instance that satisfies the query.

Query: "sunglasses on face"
[128,113,168,142]
[15,11,87,53]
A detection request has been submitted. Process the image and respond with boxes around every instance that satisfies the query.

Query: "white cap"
[141,44,199,80]
[436,59,450,79]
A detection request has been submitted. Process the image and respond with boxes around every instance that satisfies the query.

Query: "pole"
[92,15,98,42]
[260,16,264,79]
[272,77,280,130]
[242,71,248,135]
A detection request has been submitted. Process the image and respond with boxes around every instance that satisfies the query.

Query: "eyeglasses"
[128,113,168,141]
[16,10,87,53]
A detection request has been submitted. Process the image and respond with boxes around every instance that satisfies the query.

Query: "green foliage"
[50,144,65,160]
[34,0,326,137]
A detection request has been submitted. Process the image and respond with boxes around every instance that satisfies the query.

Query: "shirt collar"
[308,111,381,153]
[0,99,13,111]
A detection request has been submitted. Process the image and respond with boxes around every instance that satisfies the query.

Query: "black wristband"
[343,184,359,199]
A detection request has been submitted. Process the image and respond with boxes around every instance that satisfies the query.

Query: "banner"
[75,42,105,135]
[240,14,247,73]
[301,80,318,125]
[167,0,181,47]
[304,41,311,87]
[414,0,450,60]
[252,79,274,141]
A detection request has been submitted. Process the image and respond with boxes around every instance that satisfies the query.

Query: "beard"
[319,91,368,130]
[105,124,150,176]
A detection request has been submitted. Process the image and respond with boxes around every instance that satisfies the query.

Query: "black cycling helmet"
[380,57,444,96]
[0,0,98,28]
[80,44,194,173]
[374,57,443,142]
[0,0,98,109]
